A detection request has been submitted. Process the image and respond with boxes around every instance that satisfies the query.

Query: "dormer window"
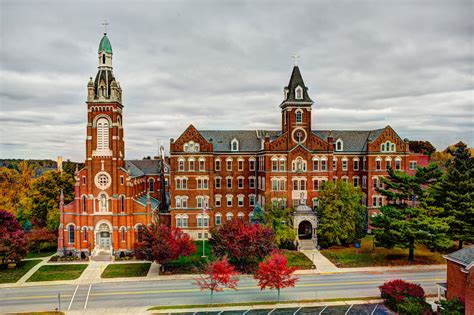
[231,138,239,151]
[295,109,303,124]
[295,86,303,99]
[335,139,343,151]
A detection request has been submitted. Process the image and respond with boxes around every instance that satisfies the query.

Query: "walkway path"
[300,250,339,273]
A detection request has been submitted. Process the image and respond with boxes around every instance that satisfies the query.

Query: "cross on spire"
[102,20,109,34]
[292,54,300,66]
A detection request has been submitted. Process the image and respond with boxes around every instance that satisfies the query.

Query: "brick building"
[58,33,170,260]
[439,245,474,313]
[170,65,428,244]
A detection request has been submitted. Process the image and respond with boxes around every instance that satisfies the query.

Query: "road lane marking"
[84,284,92,309]
[0,294,72,301]
[0,277,444,301]
[68,285,79,310]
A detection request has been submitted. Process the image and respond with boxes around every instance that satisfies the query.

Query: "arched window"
[295,86,303,99]
[68,225,75,244]
[120,195,125,213]
[296,110,302,123]
[335,139,343,151]
[83,227,87,241]
[238,212,244,220]
[215,213,222,225]
[96,118,109,150]
[149,178,154,192]
[226,212,233,221]
[82,195,87,212]
[176,215,182,228]
[102,54,106,64]
[136,225,144,242]
[120,227,126,242]
[231,138,239,151]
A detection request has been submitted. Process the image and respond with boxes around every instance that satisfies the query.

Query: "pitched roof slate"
[444,245,474,269]
[126,159,161,177]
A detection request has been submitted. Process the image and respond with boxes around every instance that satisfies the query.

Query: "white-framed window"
[197,196,204,208]
[279,159,286,171]
[215,213,222,225]
[215,195,222,207]
[226,177,232,189]
[96,117,110,150]
[321,157,327,171]
[372,195,383,207]
[199,158,205,171]
[353,176,359,187]
[312,198,319,210]
[335,139,343,151]
[237,195,244,207]
[226,212,233,221]
[313,158,319,171]
[249,194,256,207]
[395,157,402,170]
[353,158,359,170]
[238,212,244,220]
[381,141,396,152]
[362,176,367,188]
[272,158,278,171]
[215,177,221,189]
[249,176,256,189]
[373,177,379,189]
[176,215,182,228]
[178,158,185,171]
[226,158,232,171]
[238,177,244,189]
[249,158,255,171]
[292,157,307,172]
[197,178,209,189]
[215,159,221,171]
[68,224,75,244]
[295,109,303,123]
[231,138,239,151]
[238,159,244,171]
[375,157,382,170]
[385,158,391,169]
[342,176,349,184]
[226,195,233,207]
[184,141,200,153]
[188,158,195,171]
[342,158,348,171]
[313,179,319,191]
[409,161,417,170]
[295,86,303,100]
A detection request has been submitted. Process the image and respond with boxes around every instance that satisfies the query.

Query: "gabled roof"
[280,66,313,106]
[312,129,385,153]
[198,130,281,152]
[126,159,167,177]
[444,245,474,270]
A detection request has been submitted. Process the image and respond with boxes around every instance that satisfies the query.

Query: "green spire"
[98,33,113,54]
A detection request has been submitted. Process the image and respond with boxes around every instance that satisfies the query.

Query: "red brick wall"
[447,261,474,314]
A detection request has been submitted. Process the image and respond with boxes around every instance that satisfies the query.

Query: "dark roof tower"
[280,66,313,108]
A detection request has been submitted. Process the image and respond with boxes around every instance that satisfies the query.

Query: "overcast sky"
[1,0,472,161]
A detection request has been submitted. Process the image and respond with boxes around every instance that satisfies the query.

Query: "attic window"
[335,139,343,151]
[231,138,239,152]
[295,86,303,100]
[102,54,106,64]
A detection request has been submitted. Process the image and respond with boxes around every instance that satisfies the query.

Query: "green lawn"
[101,263,151,278]
[27,264,88,282]
[165,241,215,274]
[321,236,446,267]
[283,250,314,269]
[27,250,57,259]
[0,259,42,283]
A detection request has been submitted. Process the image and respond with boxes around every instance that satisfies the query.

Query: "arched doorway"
[97,223,111,249]
[298,220,313,240]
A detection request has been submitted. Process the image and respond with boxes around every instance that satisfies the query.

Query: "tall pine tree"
[433,143,474,249]
[371,164,452,262]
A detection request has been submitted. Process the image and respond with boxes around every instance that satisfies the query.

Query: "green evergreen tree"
[433,143,474,249]
[317,181,366,247]
[372,165,452,262]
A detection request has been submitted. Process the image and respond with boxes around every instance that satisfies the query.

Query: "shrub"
[379,279,425,311]
[436,297,465,315]
[397,297,432,315]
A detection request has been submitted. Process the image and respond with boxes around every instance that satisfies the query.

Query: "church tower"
[84,32,124,213]
[280,65,313,146]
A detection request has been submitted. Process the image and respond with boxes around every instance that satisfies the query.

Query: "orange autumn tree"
[254,251,298,302]
[195,257,239,304]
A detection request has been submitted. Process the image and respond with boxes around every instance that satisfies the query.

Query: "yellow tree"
[0,161,34,215]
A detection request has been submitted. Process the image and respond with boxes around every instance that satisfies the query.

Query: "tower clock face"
[95,172,111,190]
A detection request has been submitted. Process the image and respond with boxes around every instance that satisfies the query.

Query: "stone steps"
[299,239,316,251]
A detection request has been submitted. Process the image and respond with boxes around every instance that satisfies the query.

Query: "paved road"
[0,270,445,313]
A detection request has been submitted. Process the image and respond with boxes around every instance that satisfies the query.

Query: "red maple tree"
[0,210,28,265]
[254,251,298,301]
[26,228,56,254]
[195,257,239,304]
[134,224,196,270]
[210,220,275,272]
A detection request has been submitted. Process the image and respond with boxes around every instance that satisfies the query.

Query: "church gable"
[170,124,212,152]
[268,132,289,151]
[307,133,329,151]
[367,125,409,152]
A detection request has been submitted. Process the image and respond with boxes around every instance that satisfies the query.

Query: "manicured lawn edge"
[0,259,42,284]
[148,296,381,311]
[27,264,88,282]
[26,250,57,259]
[101,262,151,278]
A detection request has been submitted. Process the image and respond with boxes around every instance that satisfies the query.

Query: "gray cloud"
[0,0,472,161]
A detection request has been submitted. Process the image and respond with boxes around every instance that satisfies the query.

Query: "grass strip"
[101,263,151,278]
[27,264,88,282]
[0,259,42,284]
